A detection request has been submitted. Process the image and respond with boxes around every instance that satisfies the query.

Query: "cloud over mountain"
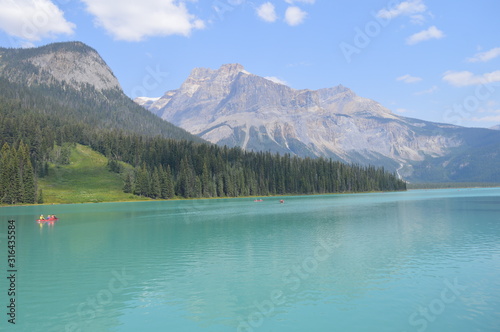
[81,0,204,41]
[284,6,307,26]
[0,0,75,41]
[257,2,278,22]
[443,70,500,87]
[467,47,500,63]
[376,0,427,20]
[406,26,444,45]
[397,74,422,83]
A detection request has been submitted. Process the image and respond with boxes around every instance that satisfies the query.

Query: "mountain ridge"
[136,63,500,183]
[0,42,204,143]
[0,41,121,91]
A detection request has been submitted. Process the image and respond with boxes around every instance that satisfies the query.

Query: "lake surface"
[1,188,500,331]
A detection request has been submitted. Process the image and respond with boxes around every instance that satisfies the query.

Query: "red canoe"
[37,218,58,223]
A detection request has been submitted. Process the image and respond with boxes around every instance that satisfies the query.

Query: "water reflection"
[2,189,499,332]
[37,219,58,227]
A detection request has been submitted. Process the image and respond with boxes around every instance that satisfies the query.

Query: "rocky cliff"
[0,41,121,91]
[137,64,488,180]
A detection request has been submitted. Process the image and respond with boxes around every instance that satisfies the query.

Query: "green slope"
[38,144,149,204]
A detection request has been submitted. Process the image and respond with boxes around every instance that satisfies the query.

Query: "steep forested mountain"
[0,42,204,141]
[0,42,405,204]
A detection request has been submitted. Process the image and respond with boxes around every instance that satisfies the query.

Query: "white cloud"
[410,14,426,25]
[257,2,277,23]
[396,74,422,83]
[442,70,500,87]
[285,6,307,26]
[0,0,75,41]
[470,115,500,123]
[467,47,500,63]
[265,76,288,85]
[414,85,438,95]
[81,0,204,41]
[377,0,426,19]
[406,26,444,45]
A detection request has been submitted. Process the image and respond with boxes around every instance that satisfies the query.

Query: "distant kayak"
[254,199,263,202]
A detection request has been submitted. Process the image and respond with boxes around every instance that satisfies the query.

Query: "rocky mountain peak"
[218,63,248,74]
[178,63,250,98]
[0,42,121,91]
[212,63,251,84]
[134,62,500,182]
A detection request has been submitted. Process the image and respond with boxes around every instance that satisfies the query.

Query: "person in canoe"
[37,215,58,222]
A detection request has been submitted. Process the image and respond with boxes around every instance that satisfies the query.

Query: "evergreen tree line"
[97,131,406,199]
[0,80,406,204]
[0,141,37,204]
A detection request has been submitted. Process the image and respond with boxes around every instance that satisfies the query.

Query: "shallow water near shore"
[1,188,499,331]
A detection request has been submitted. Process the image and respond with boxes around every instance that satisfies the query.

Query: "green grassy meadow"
[38,144,150,204]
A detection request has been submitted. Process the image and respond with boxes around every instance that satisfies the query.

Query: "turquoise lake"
[1,188,500,331]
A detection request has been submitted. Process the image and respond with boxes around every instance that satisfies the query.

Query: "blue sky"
[0,0,499,128]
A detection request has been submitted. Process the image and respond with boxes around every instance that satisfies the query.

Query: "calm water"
[1,188,500,332]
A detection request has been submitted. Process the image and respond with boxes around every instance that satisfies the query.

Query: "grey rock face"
[0,42,121,91]
[137,64,464,176]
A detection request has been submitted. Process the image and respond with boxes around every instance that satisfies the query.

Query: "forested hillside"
[0,43,405,205]
[0,80,405,203]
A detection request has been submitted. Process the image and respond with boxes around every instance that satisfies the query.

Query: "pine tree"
[18,142,36,203]
[37,189,44,204]
[123,172,133,193]
[201,161,213,197]
[11,147,22,203]
[1,144,22,204]
[177,157,195,198]
[193,176,201,198]
[0,143,9,201]
[150,166,161,199]
[165,165,175,199]
[134,163,150,197]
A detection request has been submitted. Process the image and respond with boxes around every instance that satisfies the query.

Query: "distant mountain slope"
[0,42,204,142]
[136,64,500,183]
[0,41,120,91]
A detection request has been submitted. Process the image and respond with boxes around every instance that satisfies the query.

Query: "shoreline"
[1,189,409,207]
[4,186,500,208]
